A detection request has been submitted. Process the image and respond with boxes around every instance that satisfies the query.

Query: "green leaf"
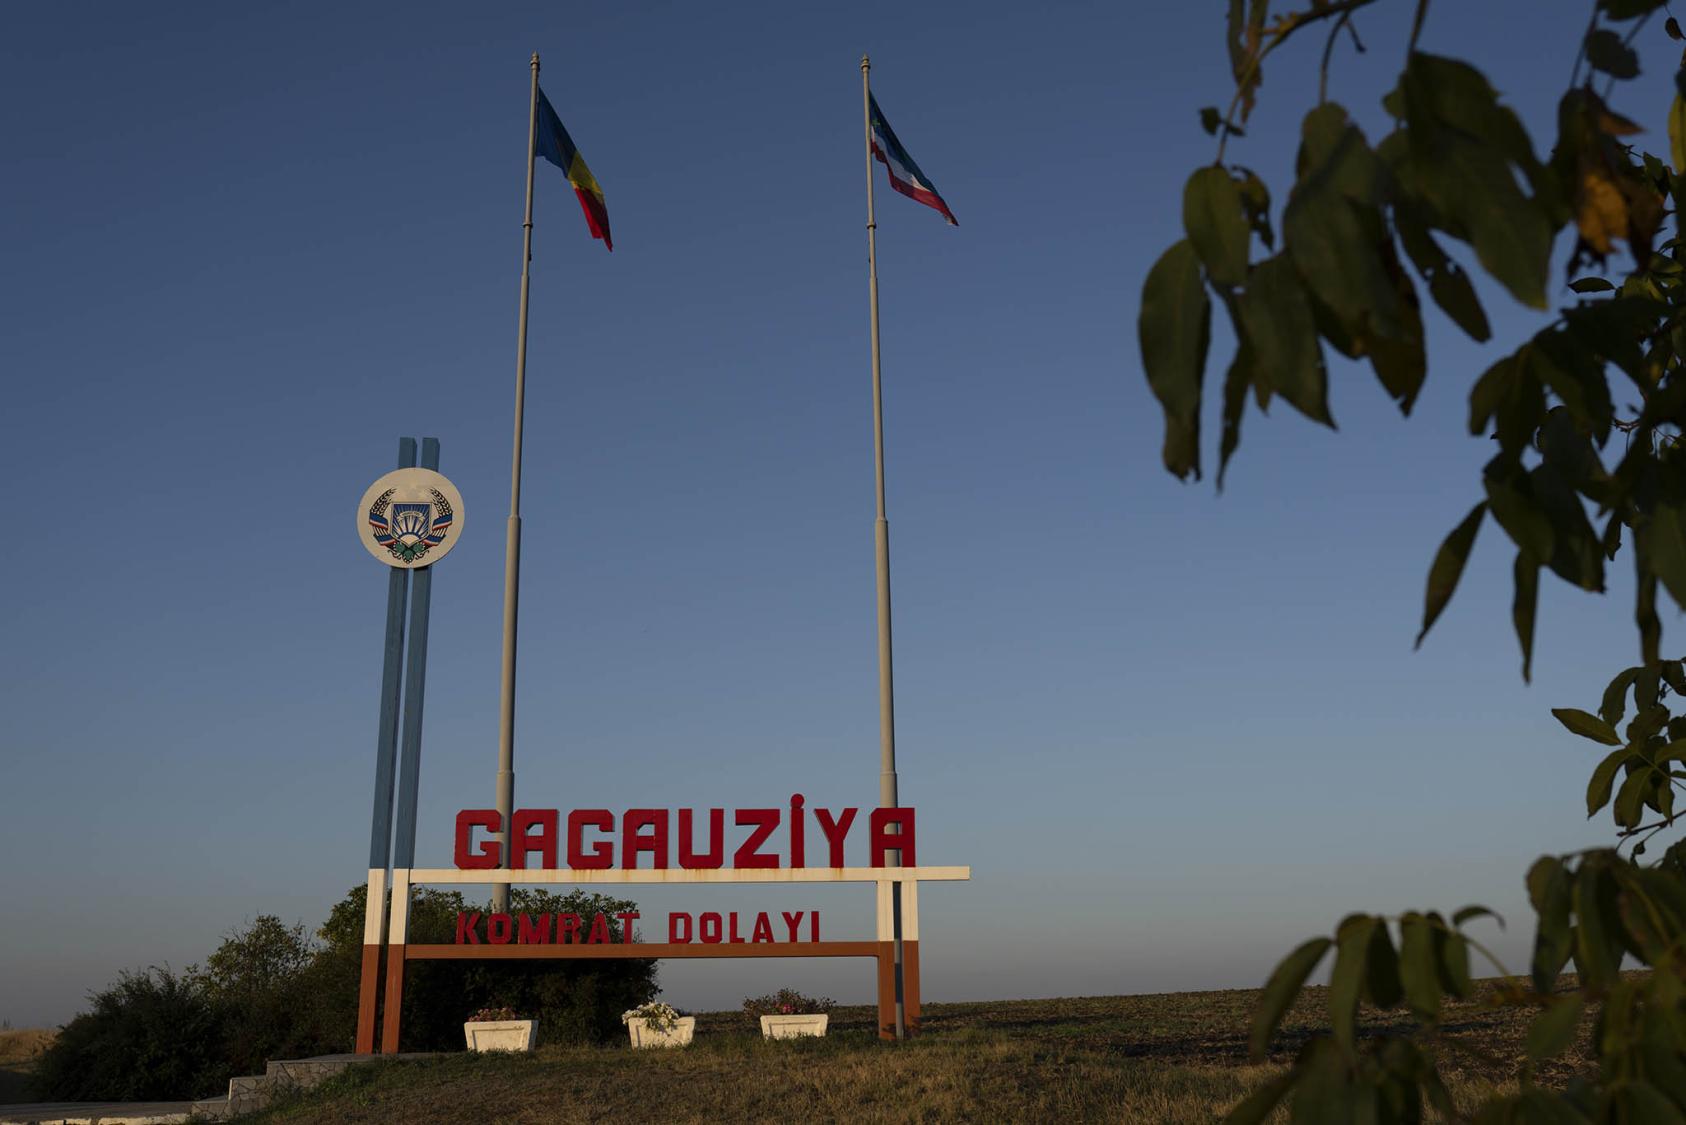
[1362,241,1427,414]
[1611,1081,1681,1124]
[1218,331,1252,490]
[1225,1072,1294,1125]
[1365,921,1403,1009]
[1329,914,1374,1050]
[1526,992,1585,1060]
[1394,198,1491,341]
[1587,746,1635,815]
[1570,277,1615,293]
[1398,913,1441,1021]
[1434,921,1473,999]
[1573,862,1622,990]
[1552,708,1624,746]
[1614,763,1654,829]
[1647,501,1686,611]
[1199,106,1223,136]
[1453,905,1501,928]
[1485,458,1554,562]
[1417,502,1487,647]
[1184,167,1251,287]
[1398,60,1552,308]
[1139,240,1211,481]
[1468,347,1543,454]
[1584,29,1640,80]
[1513,551,1540,683]
[1284,106,1404,354]
[1527,857,1573,992]
[1530,461,1606,594]
[1248,936,1331,1059]
[1237,254,1332,426]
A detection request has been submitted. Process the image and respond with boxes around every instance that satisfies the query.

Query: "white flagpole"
[862,53,907,1041]
[493,53,541,913]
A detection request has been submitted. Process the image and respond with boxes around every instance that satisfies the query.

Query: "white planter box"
[626,1015,696,1048]
[463,1018,537,1052]
[760,1013,829,1040]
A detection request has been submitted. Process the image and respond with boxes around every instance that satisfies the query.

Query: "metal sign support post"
[355,436,445,1055]
[355,437,416,1056]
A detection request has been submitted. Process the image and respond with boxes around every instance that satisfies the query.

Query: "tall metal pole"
[862,53,906,1040]
[494,53,541,913]
[393,437,441,870]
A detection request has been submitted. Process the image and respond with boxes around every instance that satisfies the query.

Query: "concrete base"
[759,1014,830,1039]
[463,1020,537,1052]
[0,1104,199,1125]
[625,1016,695,1048]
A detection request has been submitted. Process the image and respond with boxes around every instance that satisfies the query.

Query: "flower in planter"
[621,1000,683,1033]
[467,1006,522,1023]
[742,988,837,1025]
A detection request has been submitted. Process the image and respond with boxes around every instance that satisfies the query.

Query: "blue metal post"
[392,437,439,869]
[367,437,416,869]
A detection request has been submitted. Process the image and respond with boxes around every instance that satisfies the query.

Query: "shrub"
[316,884,660,1050]
[31,968,227,1101]
[742,988,836,1023]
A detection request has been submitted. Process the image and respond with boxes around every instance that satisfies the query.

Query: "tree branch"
[1216,0,1386,162]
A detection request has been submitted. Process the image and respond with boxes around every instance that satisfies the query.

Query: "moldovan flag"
[869,94,957,226]
[535,86,612,251]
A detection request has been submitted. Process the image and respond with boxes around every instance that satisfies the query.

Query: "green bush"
[31,967,227,1101]
[315,884,660,1051]
[33,885,660,1099]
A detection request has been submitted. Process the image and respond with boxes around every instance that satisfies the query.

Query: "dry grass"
[0,1029,55,1104]
[243,978,1596,1124]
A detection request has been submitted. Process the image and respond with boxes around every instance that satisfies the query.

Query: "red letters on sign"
[733,809,780,869]
[621,809,668,869]
[869,807,916,867]
[511,809,558,870]
[452,909,822,945]
[677,808,724,869]
[454,810,502,869]
[517,913,551,944]
[449,800,918,871]
[567,810,614,869]
[814,807,857,868]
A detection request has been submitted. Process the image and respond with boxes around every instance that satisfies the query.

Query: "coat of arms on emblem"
[356,466,465,569]
[367,487,456,564]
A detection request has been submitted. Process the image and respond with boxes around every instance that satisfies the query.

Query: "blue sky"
[1,1,1676,1025]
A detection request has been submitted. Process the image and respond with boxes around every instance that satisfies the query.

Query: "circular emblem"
[357,468,465,568]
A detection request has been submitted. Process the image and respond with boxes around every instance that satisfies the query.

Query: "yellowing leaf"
[1576,167,1628,253]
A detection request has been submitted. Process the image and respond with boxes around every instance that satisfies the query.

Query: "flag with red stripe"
[535,86,612,251]
[869,94,957,226]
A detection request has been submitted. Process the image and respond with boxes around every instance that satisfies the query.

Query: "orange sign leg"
[354,944,382,1054]
[379,944,406,1054]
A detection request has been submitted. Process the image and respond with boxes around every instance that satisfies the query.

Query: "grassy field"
[239,978,1595,1124]
[0,1029,53,1105]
